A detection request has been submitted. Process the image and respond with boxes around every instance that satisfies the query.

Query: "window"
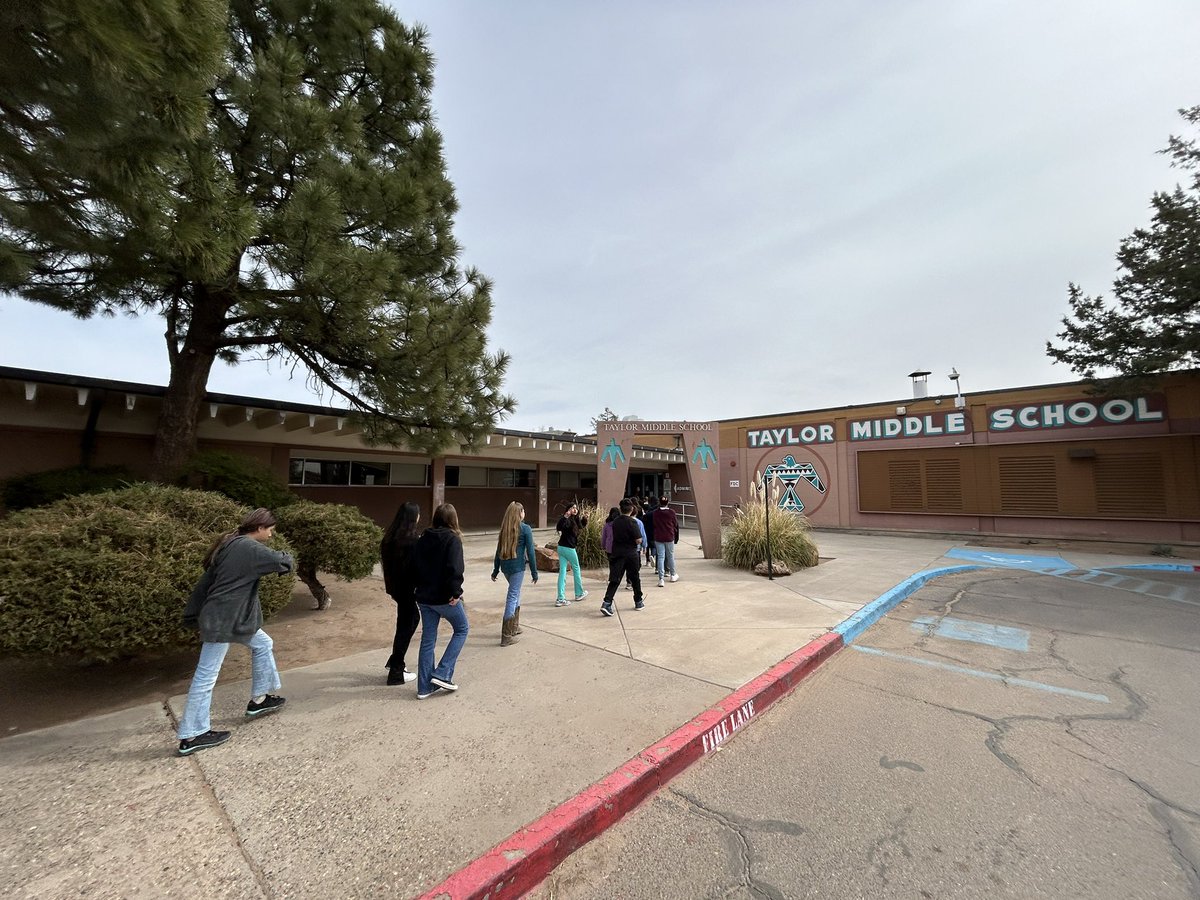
[391,463,429,486]
[446,465,487,487]
[550,470,594,489]
[488,468,536,488]
[351,461,390,486]
[290,457,417,486]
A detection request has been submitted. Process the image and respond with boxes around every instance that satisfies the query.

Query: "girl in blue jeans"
[177,508,294,755]
[412,503,469,699]
[491,501,538,646]
[555,501,588,606]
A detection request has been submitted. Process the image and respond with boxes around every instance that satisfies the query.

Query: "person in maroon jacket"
[652,496,680,588]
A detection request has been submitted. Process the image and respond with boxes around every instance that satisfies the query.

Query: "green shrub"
[1,465,135,511]
[177,450,297,510]
[576,501,608,569]
[273,500,382,609]
[722,484,819,571]
[0,484,295,660]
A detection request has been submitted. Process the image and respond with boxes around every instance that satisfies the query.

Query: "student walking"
[555,501,589,606]
[653,496,680,587]
[640,497,658,567]
[177,508,294,755]
[601,499,644,616]
[413,503,469,698]
[491,501,538,646]
[380,502,421,685]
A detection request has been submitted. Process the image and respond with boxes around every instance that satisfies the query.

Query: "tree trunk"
[149,295,227,482]
[298,563,331,610]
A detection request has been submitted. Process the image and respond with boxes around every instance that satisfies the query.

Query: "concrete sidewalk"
[0,531,1179,898]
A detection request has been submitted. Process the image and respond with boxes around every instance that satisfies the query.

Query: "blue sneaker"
[600,602,614,617]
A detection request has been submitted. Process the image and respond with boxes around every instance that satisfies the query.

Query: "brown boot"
[501,616,519,646]
[513,607,524,635]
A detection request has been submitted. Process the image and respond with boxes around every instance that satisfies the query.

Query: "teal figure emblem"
[691,439,717,470]
[600,438,627,470]
[763,455,826,512]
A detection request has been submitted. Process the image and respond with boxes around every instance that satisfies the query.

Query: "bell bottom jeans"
[557,547,584,599]
[418,601,469,694]
[177,629,280,740]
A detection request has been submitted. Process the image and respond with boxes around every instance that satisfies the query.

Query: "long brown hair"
[432,502,462,536]
[203,508,276,568]
[497,501,523,560]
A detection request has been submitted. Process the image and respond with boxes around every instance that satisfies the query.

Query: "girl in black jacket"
[380,502,421,686]
[412,503,469,699]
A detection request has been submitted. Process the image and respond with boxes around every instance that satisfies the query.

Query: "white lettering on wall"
[747,423,836,447]
[989,396,1165,431]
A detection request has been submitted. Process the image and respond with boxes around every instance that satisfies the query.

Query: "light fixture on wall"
[948,368,965,408]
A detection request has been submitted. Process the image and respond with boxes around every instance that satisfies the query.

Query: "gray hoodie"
[182,536,294,644]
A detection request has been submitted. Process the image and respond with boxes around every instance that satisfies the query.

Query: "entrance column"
[536,462,549,528]
[431,457,446,511]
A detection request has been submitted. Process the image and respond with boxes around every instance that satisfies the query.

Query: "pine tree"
[1048,106,1200,388]
[0,0,513,477]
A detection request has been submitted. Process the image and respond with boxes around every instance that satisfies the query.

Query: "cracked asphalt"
[531,567,1200,899]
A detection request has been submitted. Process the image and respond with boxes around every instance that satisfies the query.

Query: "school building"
[2,365,1198,544]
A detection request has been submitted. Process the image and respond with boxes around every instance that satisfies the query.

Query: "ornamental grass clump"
[722,479,819,572]
[273,500,382,609]
[575,501,608,569]
[0,484,295,661]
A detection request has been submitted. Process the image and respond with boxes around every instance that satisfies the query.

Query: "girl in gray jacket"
[177,508,294,755]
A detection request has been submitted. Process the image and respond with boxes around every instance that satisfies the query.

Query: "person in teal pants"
[554,501,589,606]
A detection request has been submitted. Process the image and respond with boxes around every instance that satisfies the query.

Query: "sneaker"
[430,675,458,692]
[600,603,614,617]
[417,685,444,700]
[658,578,665,588]
[670,574,679,583]
[555,597,570,607]
[246,694,287,718]
[634,600,645,611]
[178,730,231,756]
[624,584,633,591]
[387,668,416,686]
[575,590,589,601]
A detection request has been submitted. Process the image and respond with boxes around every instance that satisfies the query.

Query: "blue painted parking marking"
[946,548,1073,570]
[911,616,1030,652]
[852,645,1110,703]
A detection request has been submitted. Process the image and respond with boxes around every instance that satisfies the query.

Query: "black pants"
[385,597,420,671]
[604,551,642,604]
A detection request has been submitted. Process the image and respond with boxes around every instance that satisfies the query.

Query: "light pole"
[949,368,964,408]
[763,469,775,581]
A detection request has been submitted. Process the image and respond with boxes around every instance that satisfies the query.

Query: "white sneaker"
[670,574,679,583]
[403,669,416,683]
[657,578,665,588]
[575,590,589,601]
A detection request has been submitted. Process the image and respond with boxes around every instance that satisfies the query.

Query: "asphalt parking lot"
[534,565,1200,899]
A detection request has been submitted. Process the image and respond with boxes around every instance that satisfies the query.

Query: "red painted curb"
[416,630,845,900]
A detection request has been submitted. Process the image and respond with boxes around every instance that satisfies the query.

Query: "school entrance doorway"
[596,420,722,558]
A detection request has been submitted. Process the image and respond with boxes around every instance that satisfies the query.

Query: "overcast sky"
[2,1,1197,433]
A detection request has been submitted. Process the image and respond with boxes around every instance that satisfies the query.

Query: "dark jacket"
[380,533,419,604]
[413,526,465,605]
[611,515,642,556]
[653,506,680,543]
[182,536,294,644]
[493,522,538,579]
[639,506,656,544]
[556,514,586,549]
